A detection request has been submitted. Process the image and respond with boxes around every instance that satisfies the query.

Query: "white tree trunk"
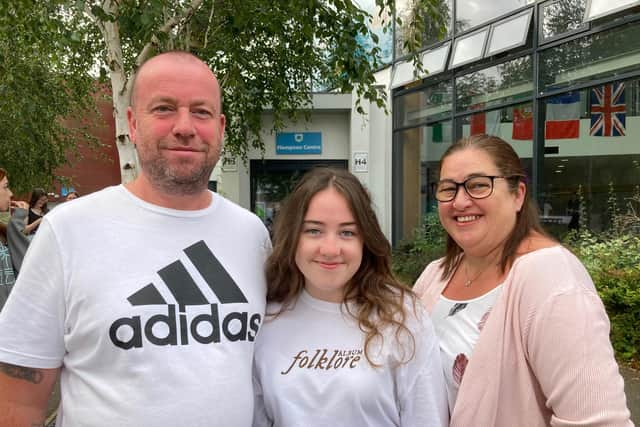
[102,0,139,183]
[93,0,204,183]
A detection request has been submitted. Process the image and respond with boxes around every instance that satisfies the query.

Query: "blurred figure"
[0,169,30,309]
[65,191,79,201]
[25,188,48,235]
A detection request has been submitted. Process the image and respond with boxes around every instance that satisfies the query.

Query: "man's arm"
[0,362,59,426]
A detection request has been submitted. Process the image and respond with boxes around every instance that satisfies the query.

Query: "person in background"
[0,51,270,426]
[25,188,49,235]
[414,134,632,426]
[253,167,448,427]
[65,191,79,201]
[0,169,31,309]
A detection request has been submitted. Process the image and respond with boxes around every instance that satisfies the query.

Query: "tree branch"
[134,0,204,71]
[203,2,215,49]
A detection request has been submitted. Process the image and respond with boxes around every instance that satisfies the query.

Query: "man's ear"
[127,106,137,145]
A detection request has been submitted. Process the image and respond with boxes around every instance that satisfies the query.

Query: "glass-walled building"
[391,0,640,243]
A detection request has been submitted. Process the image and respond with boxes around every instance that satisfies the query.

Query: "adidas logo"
[109,240,262,349]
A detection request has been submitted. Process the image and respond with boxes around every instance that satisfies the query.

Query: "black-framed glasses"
[435,175,522,202]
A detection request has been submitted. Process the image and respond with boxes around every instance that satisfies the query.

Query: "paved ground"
[622,365,640,424]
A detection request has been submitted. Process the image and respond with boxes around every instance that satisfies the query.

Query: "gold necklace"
[463,259,495,287]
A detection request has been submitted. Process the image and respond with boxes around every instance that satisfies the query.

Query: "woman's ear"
[515,181,526,212]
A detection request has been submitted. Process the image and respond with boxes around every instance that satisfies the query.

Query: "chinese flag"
[512,105,533,140]
[470,112,486,135]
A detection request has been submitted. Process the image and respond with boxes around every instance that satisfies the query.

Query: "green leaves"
[0,1,98,193]
[1,0,444,187]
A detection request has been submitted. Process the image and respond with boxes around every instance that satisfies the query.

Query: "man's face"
[127,56,226,196]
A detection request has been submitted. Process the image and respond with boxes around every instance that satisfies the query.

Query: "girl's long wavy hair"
[439,134,549,280]
[266,167,416,366]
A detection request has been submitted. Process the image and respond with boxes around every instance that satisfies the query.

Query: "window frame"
[450,27,491,69]
[584,0,640,22]
[538,0,590,45]
[486,8,534,56]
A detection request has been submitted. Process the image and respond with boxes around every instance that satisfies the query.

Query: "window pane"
[540,0,587,41]
[396,120,453,241]
[392,60,417,88]
[539,23,640,92]
[542,78,640,237]
[450,28,489,68]
[421,43,450,74]
[457,102,535,156]
[455,0,533,33]
[391,43,451,88]
[395,0,453,58]
[395,81,453,127]
[456,56,533,112]
[487,9,532,56]
[585,0,640,21]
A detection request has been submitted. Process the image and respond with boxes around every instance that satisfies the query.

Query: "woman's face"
[0,177,12,212]
[294,187,364,303]
[35,195,48,209]
[437,148,525,257]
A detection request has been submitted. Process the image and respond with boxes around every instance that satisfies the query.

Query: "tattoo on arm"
[0,362,44,384]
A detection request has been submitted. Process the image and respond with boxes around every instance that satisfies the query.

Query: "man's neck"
[124,177,212,211]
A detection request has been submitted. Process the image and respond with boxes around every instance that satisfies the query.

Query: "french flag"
[545,92,581,140]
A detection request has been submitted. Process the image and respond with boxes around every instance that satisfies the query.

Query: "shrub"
[392,213,446,285]
[567,232,640,363]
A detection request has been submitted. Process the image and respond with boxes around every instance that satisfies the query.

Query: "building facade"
[391,0,640,243]
[217,0,640,245]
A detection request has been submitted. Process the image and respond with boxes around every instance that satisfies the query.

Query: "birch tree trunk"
[100,0,138,183]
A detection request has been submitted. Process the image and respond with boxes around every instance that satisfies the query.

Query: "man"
[0,52,270,426]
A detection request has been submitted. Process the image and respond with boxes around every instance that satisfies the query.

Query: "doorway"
[250,159,348,234]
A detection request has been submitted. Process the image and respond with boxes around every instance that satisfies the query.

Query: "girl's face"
[35,195,48,209]
[295,187,364,303]
[0,177,12,212]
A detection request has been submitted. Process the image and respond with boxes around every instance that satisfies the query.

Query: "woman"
[25,187,49,235]
[0,168,30,310]
[253,167,448,427]
[414,135,632,426]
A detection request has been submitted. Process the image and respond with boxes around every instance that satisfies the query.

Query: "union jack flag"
[590,82,626,137]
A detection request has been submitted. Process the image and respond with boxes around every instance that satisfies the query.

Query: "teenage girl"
[253,167,448,427]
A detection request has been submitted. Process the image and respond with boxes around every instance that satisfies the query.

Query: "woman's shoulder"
[413,258,446,290]
[509,239,594,297]
[412,257,448,312]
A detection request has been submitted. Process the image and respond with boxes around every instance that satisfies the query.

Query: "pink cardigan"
[414,246,633,426]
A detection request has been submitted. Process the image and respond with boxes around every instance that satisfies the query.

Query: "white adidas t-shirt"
[0,185,271,426]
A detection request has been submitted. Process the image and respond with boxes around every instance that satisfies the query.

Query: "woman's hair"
[266,167,415,366]
[29,188,49,214]
[0,169,7,243]
[439,134,549,279]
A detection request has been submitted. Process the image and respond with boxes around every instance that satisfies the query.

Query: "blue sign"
[276,132,322,155]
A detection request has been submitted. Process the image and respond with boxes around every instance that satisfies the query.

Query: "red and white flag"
[470,108,501,136]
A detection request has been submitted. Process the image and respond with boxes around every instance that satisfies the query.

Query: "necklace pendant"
[464,280,472,287]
